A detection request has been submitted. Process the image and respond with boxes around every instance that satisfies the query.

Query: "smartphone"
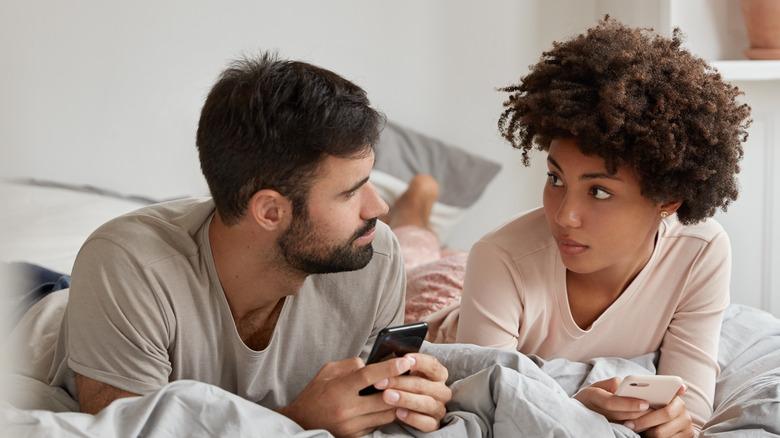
[615,375,684,409]
[359,321,428,396]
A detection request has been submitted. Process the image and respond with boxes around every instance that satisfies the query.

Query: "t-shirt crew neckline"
[555,219,668,337]
[199,211,290,357]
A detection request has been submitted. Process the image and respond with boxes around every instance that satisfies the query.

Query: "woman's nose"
[555,194,582,228]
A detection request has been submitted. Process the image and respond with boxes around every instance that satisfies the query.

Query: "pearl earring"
[660,211,669,218]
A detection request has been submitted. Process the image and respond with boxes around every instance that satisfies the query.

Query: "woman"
[456,17,751,437]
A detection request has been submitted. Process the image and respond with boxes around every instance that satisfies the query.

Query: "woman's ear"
[248,190,292,230]
[659,200,683,217]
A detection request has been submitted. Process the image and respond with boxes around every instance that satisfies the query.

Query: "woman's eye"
[546,172,563,187]
[592,187,612,200]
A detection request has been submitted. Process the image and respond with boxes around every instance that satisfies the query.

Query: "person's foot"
[383,174,440,230]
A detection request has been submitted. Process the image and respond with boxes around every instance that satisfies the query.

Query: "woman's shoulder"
[477,207,554,256]
[662,215,728,243]
[657,216,731,268]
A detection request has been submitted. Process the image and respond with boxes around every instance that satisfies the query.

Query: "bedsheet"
[1,304,778,437]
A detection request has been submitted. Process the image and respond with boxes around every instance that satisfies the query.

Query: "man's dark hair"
[197,52,386,225]
[498,17,752,224]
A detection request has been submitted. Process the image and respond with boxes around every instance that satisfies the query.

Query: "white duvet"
[2,304,778,437]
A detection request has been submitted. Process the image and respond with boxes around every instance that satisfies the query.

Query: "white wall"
[1,0,551,251]
[2,1,778,317]
[0,0,703,251]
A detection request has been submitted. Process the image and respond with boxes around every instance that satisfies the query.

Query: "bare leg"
[383,174,440,232]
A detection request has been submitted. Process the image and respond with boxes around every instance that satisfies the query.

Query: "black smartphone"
[359,321,428,396]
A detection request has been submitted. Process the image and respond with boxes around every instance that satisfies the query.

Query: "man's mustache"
[352,218,378,241]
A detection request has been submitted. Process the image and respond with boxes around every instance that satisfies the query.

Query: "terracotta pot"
[741,0,780,59]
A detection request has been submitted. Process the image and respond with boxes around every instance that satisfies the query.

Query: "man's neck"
[208,212,306,328]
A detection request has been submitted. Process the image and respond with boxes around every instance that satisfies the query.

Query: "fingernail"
[374,378,389,389]
[639,402,649,410]
[405,355,417,367]
[396,408,409,419]
[384,390,400,404]
[398,358,413,372]
[624,421,635,430]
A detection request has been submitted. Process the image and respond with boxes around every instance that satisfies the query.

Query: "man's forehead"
[315,151,374,185]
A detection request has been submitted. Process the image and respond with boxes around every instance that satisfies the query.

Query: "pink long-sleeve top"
[456,207,731,430]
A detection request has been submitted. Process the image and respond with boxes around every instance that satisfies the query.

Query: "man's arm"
[75,373,141,414]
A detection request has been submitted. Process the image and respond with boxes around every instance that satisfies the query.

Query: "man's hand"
[574,377,694,438]
[277,353,451,437]
[372,353,451,432]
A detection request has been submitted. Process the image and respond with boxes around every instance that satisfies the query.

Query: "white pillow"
[0,180,150,274]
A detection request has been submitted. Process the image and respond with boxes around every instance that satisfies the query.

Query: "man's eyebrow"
[547,156,623,181]
[341,176,370,195]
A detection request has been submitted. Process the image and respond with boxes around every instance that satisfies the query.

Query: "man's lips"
[352,218,378,245]
[354,226,376,244]
[557,237,588,255]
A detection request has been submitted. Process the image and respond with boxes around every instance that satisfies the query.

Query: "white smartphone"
[614,375,684,409]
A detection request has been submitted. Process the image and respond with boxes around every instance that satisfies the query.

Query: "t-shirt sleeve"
[456,240,523,349]
[67,237,173,395]
[657,229,731,430]
[380,231,406,328]
[360,226,406,359]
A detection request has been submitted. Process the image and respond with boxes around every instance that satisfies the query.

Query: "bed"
[2,122,779,437]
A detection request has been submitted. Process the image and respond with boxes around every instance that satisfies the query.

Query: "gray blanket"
[2,305,778,437]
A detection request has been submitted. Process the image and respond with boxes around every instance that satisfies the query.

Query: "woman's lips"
[557,237,588,255]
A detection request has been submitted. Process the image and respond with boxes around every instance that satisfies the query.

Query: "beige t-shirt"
[46,198,405,409]
[457,207,730,428]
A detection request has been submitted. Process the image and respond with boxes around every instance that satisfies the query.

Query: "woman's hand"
[574,377,694,438]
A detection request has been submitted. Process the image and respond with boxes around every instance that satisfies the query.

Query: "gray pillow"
[374,121,501,208]
[372,121,501,243]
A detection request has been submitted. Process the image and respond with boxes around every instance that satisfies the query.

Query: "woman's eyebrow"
[547,156,564,173]
[547,156,623,181]
[581,171,622,181]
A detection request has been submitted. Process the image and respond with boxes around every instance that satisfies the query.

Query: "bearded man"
[41,52,450,437]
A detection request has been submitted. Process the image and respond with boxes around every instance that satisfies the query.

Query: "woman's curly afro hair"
[498,16,752,224]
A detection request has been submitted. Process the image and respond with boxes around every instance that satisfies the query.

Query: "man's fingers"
[380,372,452,405]
[405,353,449,383]
[317,357,366,377]
[382,388,447,428]
[395,407,444,433]
[357,357,413,393]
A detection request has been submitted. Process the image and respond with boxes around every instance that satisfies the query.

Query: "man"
[46,52,451,436]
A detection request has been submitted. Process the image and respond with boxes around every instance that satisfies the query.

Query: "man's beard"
[277,215,377,275]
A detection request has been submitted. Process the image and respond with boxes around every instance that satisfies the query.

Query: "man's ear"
[248,190,292,230]
[659,200,683,216]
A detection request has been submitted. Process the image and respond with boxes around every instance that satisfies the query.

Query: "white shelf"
[710,60,780,81]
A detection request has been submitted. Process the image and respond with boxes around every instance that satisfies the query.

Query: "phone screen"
[360,322,428,395]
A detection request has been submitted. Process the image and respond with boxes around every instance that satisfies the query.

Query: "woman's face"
[543,138,664,278]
